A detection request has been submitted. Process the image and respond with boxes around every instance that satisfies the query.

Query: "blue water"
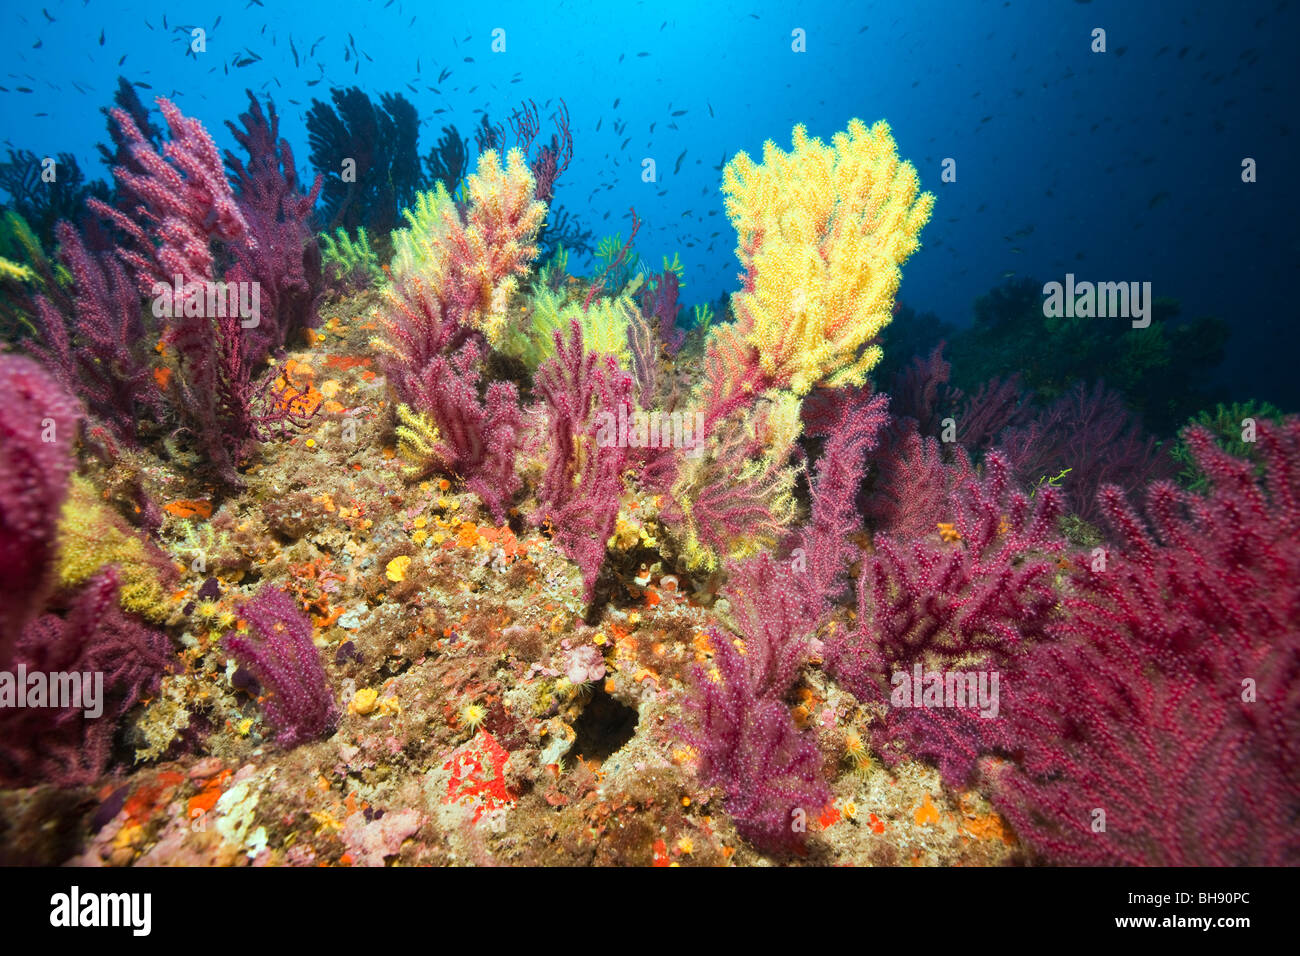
[2,0,1296,403]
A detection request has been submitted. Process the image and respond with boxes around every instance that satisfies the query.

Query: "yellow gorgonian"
[381,148,546,347]
[722,118,935,394]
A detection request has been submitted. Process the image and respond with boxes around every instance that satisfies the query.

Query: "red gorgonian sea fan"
[0,569,174,788]
[223,586,338,748]
[997,380,1171,528]
[532,320,632,601]
[223,89,325,358]
[30,222,164,447]
[91,96,313,485]
[793,386,891,604]
[683,558,830,856]
[826,451,1066,788]
[0,354,82,652]
[991,419,1300,865]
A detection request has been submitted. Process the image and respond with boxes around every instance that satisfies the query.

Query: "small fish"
[671,110,686,116]
[290,36,299,67]
[118,55,126,66]
[1147,191,1170,209]
[464,56,474,62]
[636,51,649,57]
[595,118,602,131]
[707,102,713,118]
[621,137,631,150]
[32,39,42,49]
[674,150,686,173]
[99,29,105,46]
[42,7,54,21]
[613,97,620,108]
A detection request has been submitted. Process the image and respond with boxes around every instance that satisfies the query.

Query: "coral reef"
[1,88,1290,874]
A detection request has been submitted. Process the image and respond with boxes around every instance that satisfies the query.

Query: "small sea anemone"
[459,701,488,732]
[844,728,872,773]
[195,599,222,623]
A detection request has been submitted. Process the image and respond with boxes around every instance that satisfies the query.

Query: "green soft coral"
[55,476,179,622]
[389,183,456,279]
[660,251,685,288]
[501,288,634,372]
[1170,400,1287,492]
[319,226,381,287]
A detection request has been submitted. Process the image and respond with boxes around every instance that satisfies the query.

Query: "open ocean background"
[3,0,1296,404]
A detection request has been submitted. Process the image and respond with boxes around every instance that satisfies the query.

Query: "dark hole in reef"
[571,686,638,764]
